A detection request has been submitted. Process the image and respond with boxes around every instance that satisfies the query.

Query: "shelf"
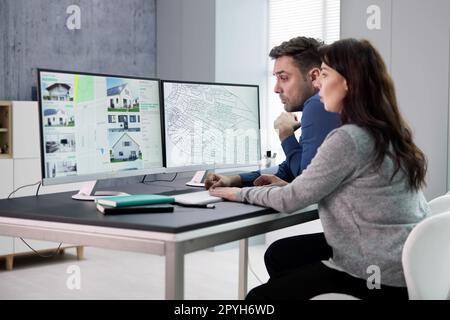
[0,101,12,157]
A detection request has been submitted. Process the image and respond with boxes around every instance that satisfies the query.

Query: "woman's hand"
[253,175,289,187]
[209,187,241,202]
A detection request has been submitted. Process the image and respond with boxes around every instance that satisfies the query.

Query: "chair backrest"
[428,194,450,216]
[402,210,450,299]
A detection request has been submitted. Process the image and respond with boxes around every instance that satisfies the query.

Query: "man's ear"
[309,68,321,87]
[309,68,321,81]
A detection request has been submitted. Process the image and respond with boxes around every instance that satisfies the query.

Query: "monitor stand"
[185,170,208,188]
[71,181,129,201]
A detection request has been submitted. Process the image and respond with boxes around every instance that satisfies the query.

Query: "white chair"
[428,194,450,216]
[402,210,450,299]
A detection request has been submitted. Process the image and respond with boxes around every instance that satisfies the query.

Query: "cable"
[248,255,264,285]
[9,182,64,258]
[142,173,178,184]
[19,238,63,258]
[7,181,41,199]
[35,181,42,196]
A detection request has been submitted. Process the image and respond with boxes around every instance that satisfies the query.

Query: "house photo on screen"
[37,69,164,193]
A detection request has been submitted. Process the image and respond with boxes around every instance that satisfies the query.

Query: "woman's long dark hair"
[319,39,427,190]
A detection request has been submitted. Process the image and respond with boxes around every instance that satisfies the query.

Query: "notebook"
[96,203,174,215]
[95,194,175,208]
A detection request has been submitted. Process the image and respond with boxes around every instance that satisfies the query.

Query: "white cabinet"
[0,159,13,199]
[0,236,13,256]
[0,101,84,270]
[3,101,42,196]
[0,101,41,200]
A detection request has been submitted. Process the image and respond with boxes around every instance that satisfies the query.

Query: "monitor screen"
[162,80,261,171]
[37,69,165,186]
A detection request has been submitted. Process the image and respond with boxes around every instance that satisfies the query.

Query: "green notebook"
[95,194,175,208]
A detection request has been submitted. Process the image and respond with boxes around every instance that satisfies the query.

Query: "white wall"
[341,0,392,70]
[391,0,450,200]
[215,0,269,152]
[341,0,450,200]
[157,0,269,152]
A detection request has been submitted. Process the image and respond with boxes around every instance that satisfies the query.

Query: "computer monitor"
[162,80,261,172]
[37,69,165,200]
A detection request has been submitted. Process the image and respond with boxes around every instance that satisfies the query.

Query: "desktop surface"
[0,185,279,233]
[0,176,319,233]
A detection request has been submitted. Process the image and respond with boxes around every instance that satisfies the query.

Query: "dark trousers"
[246,233,408,300]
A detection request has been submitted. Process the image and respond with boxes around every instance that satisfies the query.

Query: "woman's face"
[316,62,348,113]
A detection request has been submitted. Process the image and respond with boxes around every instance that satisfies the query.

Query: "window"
[267,0,340,163]
[123,141,131,147]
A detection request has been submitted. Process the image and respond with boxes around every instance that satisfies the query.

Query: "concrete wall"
[0,0,156,101]
[156,0,216,81]
[341,0,450,200]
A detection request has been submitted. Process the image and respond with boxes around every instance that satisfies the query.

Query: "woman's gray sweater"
[238,124,430,287]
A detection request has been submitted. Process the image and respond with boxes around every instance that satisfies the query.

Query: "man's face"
[273,56,316,112]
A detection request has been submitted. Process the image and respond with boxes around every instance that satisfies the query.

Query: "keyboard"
[174,190,223,205]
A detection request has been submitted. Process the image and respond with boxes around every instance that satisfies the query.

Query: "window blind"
[266,0,340,163]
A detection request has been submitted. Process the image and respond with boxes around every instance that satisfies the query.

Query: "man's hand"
[208,187,241,202]
[274,112,301,142]
[253,174,289,187]
[204,173,241,190]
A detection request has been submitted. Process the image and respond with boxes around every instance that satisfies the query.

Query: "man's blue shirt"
[239,93,341,187]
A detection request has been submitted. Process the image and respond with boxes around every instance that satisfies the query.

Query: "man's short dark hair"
[269,36,324,74]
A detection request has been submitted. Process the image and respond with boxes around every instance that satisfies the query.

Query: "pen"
[174,202,215,209]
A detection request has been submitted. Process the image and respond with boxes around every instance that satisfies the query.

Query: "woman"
[209,38,430,300]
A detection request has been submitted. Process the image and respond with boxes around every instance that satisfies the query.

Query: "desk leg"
[165,242,184,300]
[238,238,248,300]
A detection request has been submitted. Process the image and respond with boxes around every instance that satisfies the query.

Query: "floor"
[0,243,269,300]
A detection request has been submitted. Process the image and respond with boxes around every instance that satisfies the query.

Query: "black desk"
[0,179,318,299]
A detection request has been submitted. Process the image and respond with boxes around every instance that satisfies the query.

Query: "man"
[205,36,340,189]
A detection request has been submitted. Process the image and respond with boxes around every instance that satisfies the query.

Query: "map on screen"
[162,81,261,169]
